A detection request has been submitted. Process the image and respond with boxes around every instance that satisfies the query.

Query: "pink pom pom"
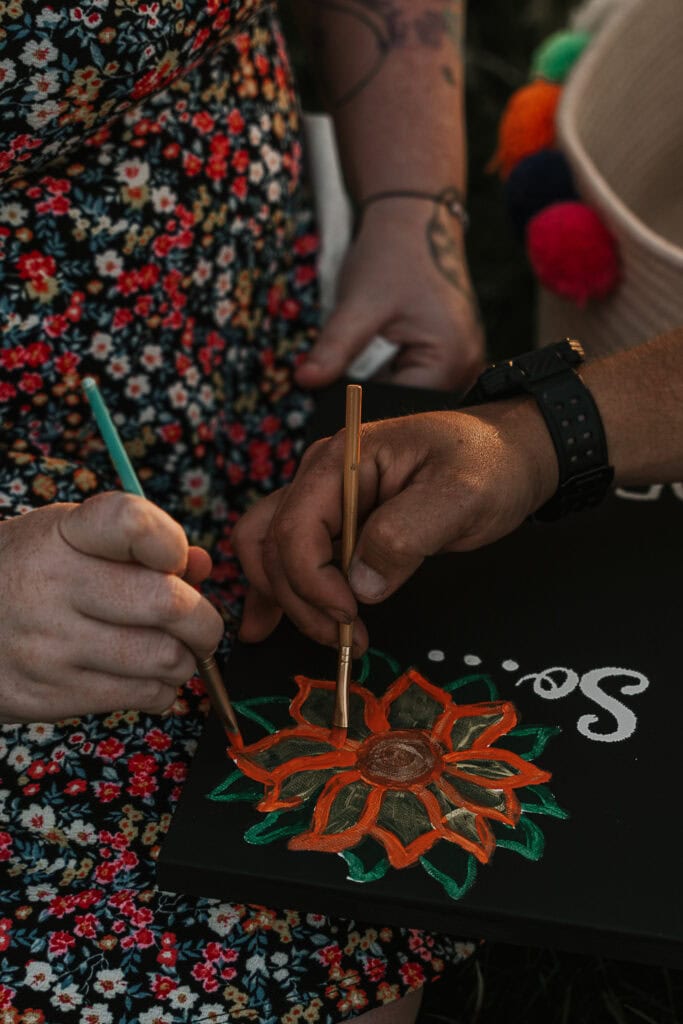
[526,201,620,305]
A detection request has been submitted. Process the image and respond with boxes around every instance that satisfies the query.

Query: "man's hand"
[0,492,224,722]
[234,400,558,653]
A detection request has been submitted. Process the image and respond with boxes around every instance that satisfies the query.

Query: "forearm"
[502,330,683,500]
[581,330,683,486]
[291,0,467,200]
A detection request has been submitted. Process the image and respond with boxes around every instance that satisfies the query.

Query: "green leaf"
[419,851,478,901]
[233,695,290,735]
[244,808,310,846]
[207,768,263,804]
[341,844,390,883]
[520,783,570,820]
[496,815,546,860]
[505,724,562,761]
[357,648,401,685]
[443,674,499,702]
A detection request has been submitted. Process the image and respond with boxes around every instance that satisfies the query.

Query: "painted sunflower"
[229,668,552,870]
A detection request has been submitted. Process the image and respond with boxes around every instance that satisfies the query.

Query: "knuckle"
[152,575,188,624]
[271,509,298,548]
[297,438,326,472]
[156,635,189,677]
[299,433,344,474]
[118,494,156,543]
[366,515,414,564]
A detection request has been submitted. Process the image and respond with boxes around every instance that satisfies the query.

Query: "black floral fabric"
[0,1,473,1019]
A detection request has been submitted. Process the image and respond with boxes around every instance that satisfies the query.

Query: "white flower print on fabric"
[93,969,127,999]
[0,3,467,1021]
[22,961,54,991]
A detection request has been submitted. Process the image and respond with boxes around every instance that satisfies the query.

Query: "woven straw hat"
[537,0,683,356]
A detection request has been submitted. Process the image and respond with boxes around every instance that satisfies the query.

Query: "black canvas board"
[159,381,683,967]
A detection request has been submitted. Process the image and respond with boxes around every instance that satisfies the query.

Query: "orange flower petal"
[258,766,339,813]
[420,786,495,864]
[369,787,496,867]
[444,747,551,790]
[427,781,500,861]
[370,824,441,868]
[233,727,356,795]
[380,668,454,733]
[438,810,496,865]
[288,770,383,854]
[432,700,518,752]
[436,773,521,828]
[291,675,388,737]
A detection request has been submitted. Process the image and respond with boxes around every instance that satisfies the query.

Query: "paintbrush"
[331,383,362,745]
[82,376,243,749]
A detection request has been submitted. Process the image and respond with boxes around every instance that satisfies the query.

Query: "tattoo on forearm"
[425,193,480,320]
[303,0,464,108]
[414,4,462,49]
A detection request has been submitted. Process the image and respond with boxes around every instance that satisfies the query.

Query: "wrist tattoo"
[358,187,469,229]
[355,188,479,314]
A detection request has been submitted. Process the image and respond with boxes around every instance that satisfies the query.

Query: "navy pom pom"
[503,148,578,235]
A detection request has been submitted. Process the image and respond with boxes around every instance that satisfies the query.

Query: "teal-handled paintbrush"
[82,376,243,748]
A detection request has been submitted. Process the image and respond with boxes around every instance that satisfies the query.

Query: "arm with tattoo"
[291,0,485,391]
[293,0,466,194]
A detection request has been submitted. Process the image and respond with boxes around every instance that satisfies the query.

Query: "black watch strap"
[464,339,614,521]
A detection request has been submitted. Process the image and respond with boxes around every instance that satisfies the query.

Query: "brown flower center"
[357,730,441,789]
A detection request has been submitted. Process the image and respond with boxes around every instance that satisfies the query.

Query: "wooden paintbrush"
[331,383,362,745]
[82,376,243,749]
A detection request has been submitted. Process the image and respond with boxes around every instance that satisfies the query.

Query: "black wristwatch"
[463,338,614,521]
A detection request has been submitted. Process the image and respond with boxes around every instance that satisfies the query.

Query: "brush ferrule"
[333,645,352,728]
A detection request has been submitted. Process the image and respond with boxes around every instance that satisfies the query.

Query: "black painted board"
[159,382,683,967]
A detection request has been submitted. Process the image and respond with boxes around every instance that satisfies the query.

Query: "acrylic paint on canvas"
[207,649,568,901]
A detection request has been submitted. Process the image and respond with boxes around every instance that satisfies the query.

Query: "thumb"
[349,483,461,604]
[295,301,385,389]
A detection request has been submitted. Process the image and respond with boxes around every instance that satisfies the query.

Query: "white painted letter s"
[577,668,649,743]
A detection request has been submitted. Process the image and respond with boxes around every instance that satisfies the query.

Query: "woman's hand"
[295,197,485,392]
[0,492,224,723]
[233,399,558,653]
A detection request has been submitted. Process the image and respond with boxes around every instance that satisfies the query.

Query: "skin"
[0,492,224,723]
[234,330,683,653]
[291,0,484,391]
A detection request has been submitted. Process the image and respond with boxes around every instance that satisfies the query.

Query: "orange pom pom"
[490,81,562,180]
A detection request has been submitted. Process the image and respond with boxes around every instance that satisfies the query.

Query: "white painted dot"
[502,660,519,672]
[427,649,445,662]
[463,654,481,666]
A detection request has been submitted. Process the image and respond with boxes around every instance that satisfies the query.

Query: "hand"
[295,197,485,392]
[233,400,558,653]
[0,492,225,723]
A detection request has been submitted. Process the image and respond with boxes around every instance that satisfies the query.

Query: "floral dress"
[0,1,472,1020]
